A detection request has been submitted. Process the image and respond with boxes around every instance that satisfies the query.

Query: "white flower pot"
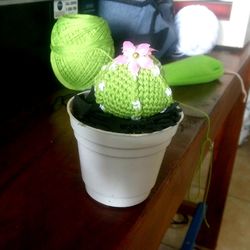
[67,92,183,207]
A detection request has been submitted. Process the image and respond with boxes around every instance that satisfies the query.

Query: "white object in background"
[239,91,250,145]
[175,5,220,56]
[53,0,78,19]
[217,0,250,48]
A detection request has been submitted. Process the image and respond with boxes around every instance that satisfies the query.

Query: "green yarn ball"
[50,14,115,91]
[94,61,173,120]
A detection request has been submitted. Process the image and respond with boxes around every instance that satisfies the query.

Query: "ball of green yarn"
[94,61,173,120]
[50,14,115,90]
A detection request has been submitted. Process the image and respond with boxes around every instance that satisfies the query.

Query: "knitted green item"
[94,41,173,119]
[161,55,224,86]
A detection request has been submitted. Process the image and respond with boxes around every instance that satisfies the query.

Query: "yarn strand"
[178,101,214,228]
[224,70,247,102]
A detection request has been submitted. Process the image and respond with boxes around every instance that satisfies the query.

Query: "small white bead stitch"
[132,100,141,110]
[160,108,167,113]
[165,87,172,97]
[98,82,105,91]
[131,115,141,120]
[99,104,105,111]
[101,65,108,71]
[151,65,160,77]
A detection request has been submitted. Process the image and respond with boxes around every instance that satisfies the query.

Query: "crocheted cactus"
[94,41,173,119]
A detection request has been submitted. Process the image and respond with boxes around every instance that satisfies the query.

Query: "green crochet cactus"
[94,41,173,119]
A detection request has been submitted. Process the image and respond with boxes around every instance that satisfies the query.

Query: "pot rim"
[66,90,184,137]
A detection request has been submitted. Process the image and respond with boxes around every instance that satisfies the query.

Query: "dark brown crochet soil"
[72,88,182,134]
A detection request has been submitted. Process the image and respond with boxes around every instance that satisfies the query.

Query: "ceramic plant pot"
[67,91,183,207]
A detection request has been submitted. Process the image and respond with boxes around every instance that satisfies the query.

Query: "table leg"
[196,94,246,249]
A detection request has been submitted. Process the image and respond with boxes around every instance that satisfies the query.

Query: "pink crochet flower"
[114,41,156,77]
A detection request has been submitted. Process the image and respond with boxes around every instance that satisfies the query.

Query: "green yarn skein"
[50,14,115,91]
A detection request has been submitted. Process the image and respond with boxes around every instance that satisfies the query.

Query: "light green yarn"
[50,14,114,91]
[94,63,173,119]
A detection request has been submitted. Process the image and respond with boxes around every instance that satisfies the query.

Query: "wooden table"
[0,43,249,250]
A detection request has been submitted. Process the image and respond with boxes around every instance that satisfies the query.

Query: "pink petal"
[136,43,151,56]
[128,61,140,76]
[122,41,136,57]
[137,56,154,69]
[114,55,128,64]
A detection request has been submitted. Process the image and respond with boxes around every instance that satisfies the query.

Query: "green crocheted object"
[94,42,173,119]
